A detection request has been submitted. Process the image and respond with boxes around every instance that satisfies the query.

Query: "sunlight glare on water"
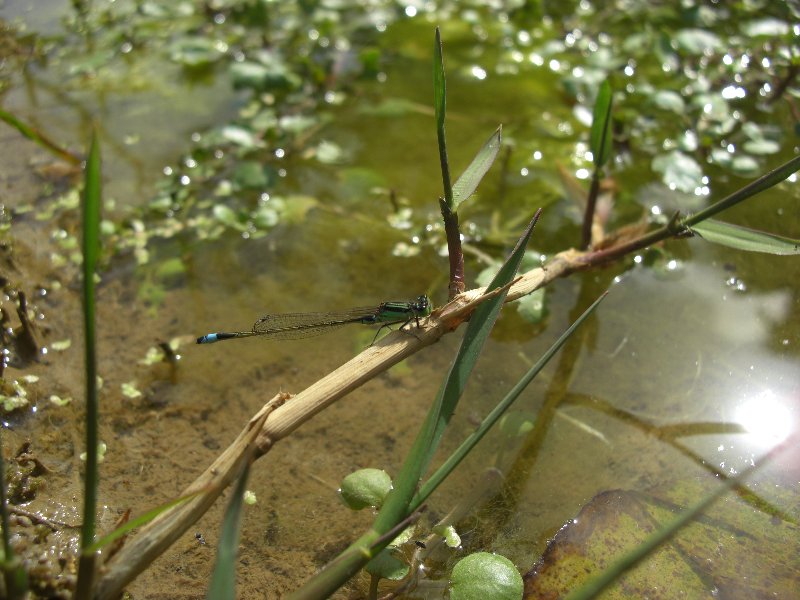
[734,391,794,446]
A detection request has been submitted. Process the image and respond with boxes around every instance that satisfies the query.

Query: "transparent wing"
[251,306,379,340]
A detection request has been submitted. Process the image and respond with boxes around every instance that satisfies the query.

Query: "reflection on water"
[735,390,794,447]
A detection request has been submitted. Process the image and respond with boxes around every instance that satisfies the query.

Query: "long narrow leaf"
[85,490,205,554]
[378,210,543,533]
[564,433,795,600]
[412,291,607,509]
[207,462,252,600]
[452,126,503,209]
[80,130,102,550]
[0,108,82,165]
[75,130,102,599]
[590,80,613,169]
[680,154,800,228]
[414,208,542,485]
[288,211,543,600]
[690,219,800,255]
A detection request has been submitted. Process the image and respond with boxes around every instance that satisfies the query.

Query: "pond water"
[1,1,798,598]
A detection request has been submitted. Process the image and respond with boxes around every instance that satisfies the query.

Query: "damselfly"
[196,295,431,344]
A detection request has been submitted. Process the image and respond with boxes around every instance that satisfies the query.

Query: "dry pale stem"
[93,249,580,599]
[94,395,286,600]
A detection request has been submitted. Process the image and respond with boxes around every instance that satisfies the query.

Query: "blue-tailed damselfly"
[196,295,431,344]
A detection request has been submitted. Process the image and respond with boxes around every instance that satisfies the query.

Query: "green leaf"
[365,549,409,580]
[449,552,523,600]
[230,56,300,91]
[412,291,606,510]
[652,151,703,193]
[742,18,790,37]
[233,161,271,189]
[674,29,722,54]
[423,212,542,470]
[339,469,393,510]
[742,139,780,155]
[452,126,502,210]
[590,80,613,169]
[207,461,252,600]
[375,211,542,541]
[729,154,761,177]
[80,130,102,552]
[169,37,224,67]
[220,125,263,149]
[690,219,800,255]
[0,108,81,165]
[652,90,685,114]
[516,287,547,323]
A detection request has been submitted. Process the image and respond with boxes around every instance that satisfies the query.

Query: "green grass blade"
[416,210,541,475]
[564,434,795,600]
[0,107,82,165]
[75,130,102,599]
[690,219,800,255]
[85,490,205,554]
[452,126,503,209]
[288,212,543,600]
[80,130,102,550]
[433,26,453,209]
[680,154,800,229]
[589,80,613,169]
[207,461,252,600]
[412,291,607,509]
[379,210,542,529]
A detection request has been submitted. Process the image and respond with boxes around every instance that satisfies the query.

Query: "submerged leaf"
[674,29,722,54]
[742,139,780,155]
[525,485,799,599]
[516,287,547,323]
[652,90,685,113]
[651,151,703,193]
[366,549,409,581]
[169,37,224,67]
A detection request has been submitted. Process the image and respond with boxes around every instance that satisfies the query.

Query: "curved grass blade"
[690,219,800,255]
[85,489,205,554]
[207,461,252,600]
[0,107,82,165]
[407,208,544,484]
[412,291,607,509]
[680,154,800,229]
[452,126,503,210]
[288,211,543,600]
